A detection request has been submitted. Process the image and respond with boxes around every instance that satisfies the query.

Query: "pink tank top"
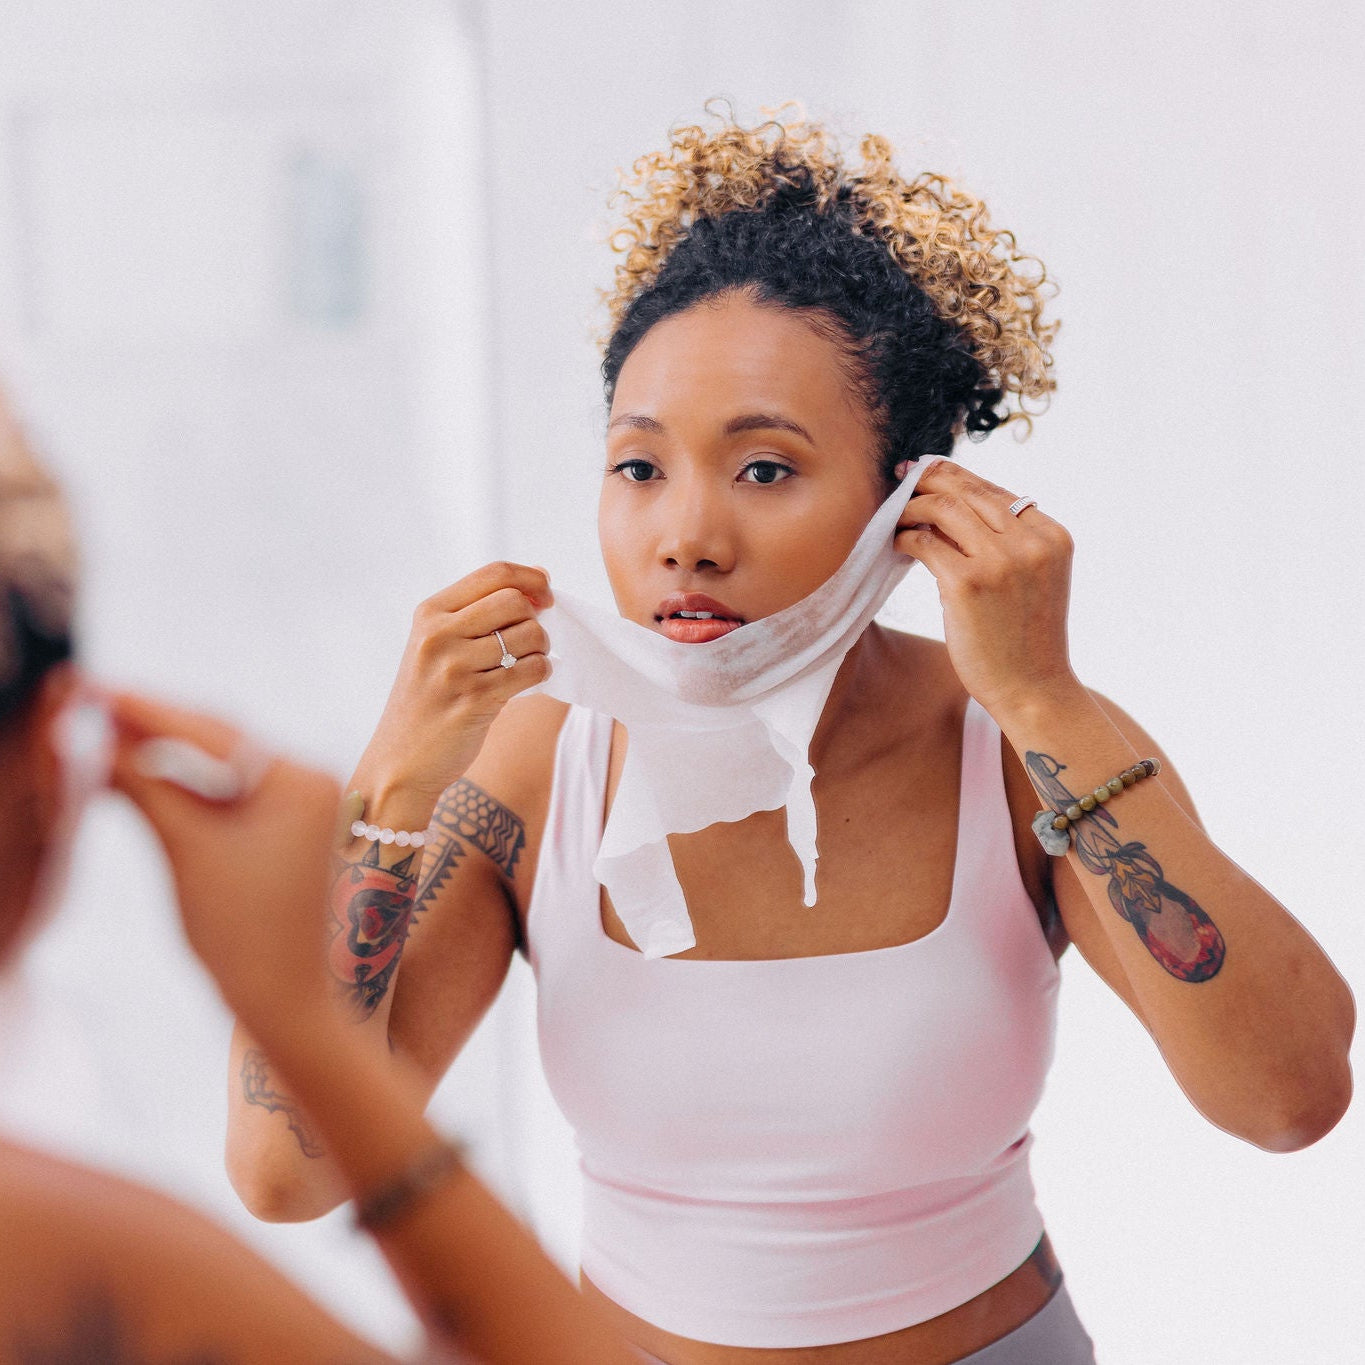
[528,700,1060,1349]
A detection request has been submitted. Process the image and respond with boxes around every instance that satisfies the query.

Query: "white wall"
[474,4,1365,1362]
[1,2,1362,1362]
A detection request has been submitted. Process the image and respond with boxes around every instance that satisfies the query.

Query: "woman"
[0,389,638,1363]
[228,111,1356,1364]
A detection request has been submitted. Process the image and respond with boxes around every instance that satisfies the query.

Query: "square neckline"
[592,697,985,966]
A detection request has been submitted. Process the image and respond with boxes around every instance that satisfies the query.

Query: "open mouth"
[655,595,746,643]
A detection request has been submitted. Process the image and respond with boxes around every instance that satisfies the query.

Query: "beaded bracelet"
[337,790,433,849]
[1031,757,1161,856]
[354,1138,467,1233]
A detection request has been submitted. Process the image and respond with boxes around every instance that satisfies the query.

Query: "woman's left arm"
[899,460,1356,1152]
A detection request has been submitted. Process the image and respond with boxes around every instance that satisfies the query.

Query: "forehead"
[610,294,870,437]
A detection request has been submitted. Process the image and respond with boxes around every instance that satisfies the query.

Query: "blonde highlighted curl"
[604,104,1057,435]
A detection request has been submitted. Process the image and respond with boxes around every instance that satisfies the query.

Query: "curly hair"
[601,105,1058,484]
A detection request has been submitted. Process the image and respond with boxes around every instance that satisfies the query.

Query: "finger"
[107,690,242,756]
[451,585,545,640]
[474,617,549,675]
[106,691,272,817]
[421,562,553,617]
[895,491,990,555]
[912,461,1023,533]
[893,523,963,577]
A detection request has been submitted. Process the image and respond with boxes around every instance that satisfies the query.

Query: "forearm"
[265,1025,636,1365]
[226,799,429,1219]
[1002,683,1355,1149]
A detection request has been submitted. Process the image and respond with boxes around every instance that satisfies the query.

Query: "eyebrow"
[606,411,816,444]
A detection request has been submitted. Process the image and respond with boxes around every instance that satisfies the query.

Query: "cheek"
[597,492,640,608]
[757,501,874,602]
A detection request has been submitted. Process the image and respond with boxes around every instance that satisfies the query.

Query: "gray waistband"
[956,1281,1096,1364]
[633,1281,1096,1364]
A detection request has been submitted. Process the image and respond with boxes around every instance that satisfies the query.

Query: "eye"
[739,460,794,486]
[607,459,660,483]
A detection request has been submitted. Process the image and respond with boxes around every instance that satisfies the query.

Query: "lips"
[654,592,746,643]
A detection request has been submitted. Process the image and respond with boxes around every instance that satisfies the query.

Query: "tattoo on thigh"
[240,1049,324,1159]
[1026,752,1226,982]
[11,1288,228,1363]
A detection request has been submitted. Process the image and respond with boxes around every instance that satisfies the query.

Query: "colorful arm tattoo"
[1026,751,1226,982]
[327,778,526,1016]
[240,1048,324,1159]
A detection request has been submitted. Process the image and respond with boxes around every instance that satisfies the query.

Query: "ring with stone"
[1007,496,1038,518]
[493,629,517,669]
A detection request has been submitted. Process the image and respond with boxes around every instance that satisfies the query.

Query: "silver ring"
[493,629,517,670]
[1007,496,1038,518]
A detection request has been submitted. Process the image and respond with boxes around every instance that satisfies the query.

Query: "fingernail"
[894,460,911,480]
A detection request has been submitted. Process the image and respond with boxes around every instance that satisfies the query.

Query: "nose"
[656,477,736,574]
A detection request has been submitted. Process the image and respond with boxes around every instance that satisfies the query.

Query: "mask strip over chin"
[532,455,941,958]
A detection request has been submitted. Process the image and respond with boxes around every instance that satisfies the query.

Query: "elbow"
[1241,1064,1354,1154]
[226,1147,347,1224]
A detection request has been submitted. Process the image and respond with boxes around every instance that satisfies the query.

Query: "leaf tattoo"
[240,1048,324,1159]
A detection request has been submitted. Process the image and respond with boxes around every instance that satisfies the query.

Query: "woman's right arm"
[226,563,554,1222]
[107,691,636,1365]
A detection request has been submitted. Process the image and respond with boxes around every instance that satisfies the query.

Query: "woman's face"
[599,293,885,640]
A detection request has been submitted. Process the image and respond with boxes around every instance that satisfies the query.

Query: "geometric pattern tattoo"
[327,778,527,1016]
[1026,751,1226,982]
[432,778,525,879]
[240,1048,324,1159]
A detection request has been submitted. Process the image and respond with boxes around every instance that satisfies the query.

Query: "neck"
[810,623,910,770]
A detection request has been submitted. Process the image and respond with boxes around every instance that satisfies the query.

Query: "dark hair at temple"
[0,584,73,727]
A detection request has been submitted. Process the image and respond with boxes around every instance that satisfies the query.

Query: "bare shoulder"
[0,1141,390,1364]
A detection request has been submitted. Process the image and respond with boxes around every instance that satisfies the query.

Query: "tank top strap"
[949,698,1028,924]
[526,703,614,971]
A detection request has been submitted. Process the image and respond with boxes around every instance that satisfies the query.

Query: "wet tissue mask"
[532,454,941,958]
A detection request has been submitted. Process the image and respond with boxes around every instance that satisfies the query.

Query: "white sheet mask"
[533,455,941,958]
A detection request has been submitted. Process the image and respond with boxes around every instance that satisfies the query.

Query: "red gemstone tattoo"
[1026,751,1226,982]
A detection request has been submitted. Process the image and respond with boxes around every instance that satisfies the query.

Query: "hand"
[893,460,1081,722]
[107,691,344,1044]
[355,563,553,806]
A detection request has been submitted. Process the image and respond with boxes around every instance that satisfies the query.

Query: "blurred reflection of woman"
[229,109,1355,1365]
[0,392,637,1364]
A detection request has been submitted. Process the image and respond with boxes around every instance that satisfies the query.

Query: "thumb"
[105,690,261,837]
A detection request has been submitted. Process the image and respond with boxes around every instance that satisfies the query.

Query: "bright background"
[1,3,1362,1361]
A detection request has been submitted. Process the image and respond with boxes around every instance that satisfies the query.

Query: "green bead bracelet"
[1031,757,1161,856]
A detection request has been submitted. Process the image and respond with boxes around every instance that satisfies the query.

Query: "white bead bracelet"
[340,791,433,848]
[350,819,429,848]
